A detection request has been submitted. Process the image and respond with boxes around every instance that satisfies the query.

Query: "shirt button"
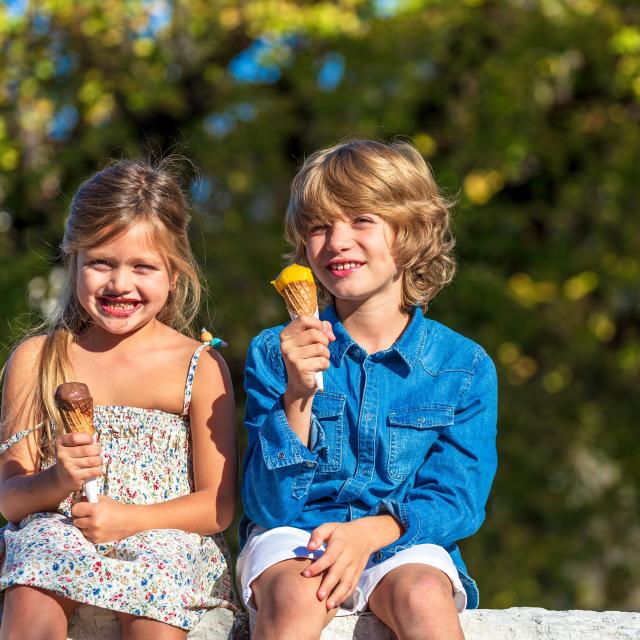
[305,461,315,468]
[374,552,383,562]
[418,417,425,423]
[277,452,286,460]
[365,414,373,421]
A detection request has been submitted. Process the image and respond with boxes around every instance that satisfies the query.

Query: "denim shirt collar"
[322,306,427,371]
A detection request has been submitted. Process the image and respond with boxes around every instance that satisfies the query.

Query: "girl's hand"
[302,520,376,610]
[54,432,102,495]
[71,495,132,543]
[280,317,335,399]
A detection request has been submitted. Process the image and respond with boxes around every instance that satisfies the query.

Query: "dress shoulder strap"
[182,344,208,416]
[0,424,43,455]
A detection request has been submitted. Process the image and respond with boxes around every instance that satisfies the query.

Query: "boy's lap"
[236,525,466,616]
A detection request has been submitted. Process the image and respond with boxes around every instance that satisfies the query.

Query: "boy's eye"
[135,264,157,271]
[353,216,375,225]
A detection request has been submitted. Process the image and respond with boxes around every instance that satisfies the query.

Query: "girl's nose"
[109,268,133,293]
[325,221,353,252]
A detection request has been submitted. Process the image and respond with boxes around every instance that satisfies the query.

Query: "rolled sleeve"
[373,348,498,561]
[241,331,320,528]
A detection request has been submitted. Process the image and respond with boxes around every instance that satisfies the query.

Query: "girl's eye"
[89,259,111,268]
[353,216,375,225]
[135,264,158,272]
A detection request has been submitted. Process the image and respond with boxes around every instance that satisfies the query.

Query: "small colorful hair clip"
[200,328,228,350]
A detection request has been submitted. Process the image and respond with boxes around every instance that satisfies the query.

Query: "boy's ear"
[170,271,179,290]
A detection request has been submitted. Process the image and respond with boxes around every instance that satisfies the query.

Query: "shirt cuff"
[370,499,421,563]
[258,396,319,470]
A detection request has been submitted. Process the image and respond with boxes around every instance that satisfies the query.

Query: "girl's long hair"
[17,158,202,461]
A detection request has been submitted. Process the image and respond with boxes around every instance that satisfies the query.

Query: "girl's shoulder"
[5,335,47,377]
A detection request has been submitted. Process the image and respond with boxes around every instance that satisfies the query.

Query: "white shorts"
[236,525,467,617]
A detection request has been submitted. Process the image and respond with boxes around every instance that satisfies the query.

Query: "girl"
[0,159,238,640]
[239,140,498,640]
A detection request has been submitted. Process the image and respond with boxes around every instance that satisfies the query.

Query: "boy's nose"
[325,221,353,252]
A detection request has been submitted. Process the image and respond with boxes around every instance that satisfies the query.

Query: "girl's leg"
[251,558,338,640]
[117,613,187,640]
[0,585,80,640]
[368,563,464,640]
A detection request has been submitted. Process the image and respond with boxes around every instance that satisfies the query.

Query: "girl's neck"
[77,318,167,353]
[335,298,411,354]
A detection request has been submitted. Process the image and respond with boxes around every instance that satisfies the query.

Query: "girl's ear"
[171,272,179,290]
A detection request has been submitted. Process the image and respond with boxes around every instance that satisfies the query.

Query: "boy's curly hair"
[284,139,456,313]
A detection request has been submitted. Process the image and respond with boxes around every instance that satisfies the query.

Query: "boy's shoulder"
[419,317,492,375]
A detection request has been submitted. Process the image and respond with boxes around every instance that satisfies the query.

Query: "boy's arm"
[374,348,498,558]
[241,331,324,528]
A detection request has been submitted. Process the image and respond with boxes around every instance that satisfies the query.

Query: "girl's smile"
[76,225,173,337]
[97,296,144,318]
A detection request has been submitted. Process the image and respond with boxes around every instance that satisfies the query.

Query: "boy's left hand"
[303,520,375,610]
[71,495,133,543]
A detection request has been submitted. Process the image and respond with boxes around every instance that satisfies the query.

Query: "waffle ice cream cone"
[54,383,95,437]
[272,264,324,391]
[271,264,318,317]
[54,382,99,503]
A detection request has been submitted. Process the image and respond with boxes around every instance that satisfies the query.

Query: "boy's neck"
[336,299,411,354]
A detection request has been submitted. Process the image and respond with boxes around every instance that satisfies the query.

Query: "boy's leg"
[368,563,464,640]
[251,558,338,640]
[117,613,187,640]
[0,585,79,640]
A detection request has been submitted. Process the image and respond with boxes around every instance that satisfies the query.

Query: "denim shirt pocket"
[386,404,455,481]
[311,392,346,473]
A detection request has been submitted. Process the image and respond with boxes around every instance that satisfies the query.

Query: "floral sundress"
[0,344,236,630]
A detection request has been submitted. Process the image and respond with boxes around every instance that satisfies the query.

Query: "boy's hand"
[302,520,376,610]
[54,432,102,494]
[71,495,132,543]
[280,317,335,399]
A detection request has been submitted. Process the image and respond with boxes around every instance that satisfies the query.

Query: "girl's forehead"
[85,223,168,258]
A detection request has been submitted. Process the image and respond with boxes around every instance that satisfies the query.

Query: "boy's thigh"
[236,526,325,614]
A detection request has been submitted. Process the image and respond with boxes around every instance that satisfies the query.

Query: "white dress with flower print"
[0,345,236,631]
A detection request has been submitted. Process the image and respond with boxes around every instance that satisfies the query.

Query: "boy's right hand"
[280,316,335,399]
[54,432,102,494]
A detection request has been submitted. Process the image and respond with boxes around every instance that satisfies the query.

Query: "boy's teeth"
[333,263,358,270]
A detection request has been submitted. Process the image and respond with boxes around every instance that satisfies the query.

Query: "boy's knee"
[391,571,453,615]
[254,569,321,615]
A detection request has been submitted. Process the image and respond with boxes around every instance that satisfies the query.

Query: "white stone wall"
[67,605,640,639]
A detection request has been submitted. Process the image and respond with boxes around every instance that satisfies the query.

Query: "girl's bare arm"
[0,338,86,521]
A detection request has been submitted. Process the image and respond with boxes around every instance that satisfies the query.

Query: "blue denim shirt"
[240,306,498,608]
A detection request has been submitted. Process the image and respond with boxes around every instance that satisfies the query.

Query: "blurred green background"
[1,0,639,611]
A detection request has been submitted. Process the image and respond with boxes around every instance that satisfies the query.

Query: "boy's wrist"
[353,514,404,554]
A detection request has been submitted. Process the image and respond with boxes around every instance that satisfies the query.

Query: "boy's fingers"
[307,522,335,549]
[303,550,335,577]
[322,321,336,341]
[317,562,347,602]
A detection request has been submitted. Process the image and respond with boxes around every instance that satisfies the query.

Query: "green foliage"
[1,0,638,611]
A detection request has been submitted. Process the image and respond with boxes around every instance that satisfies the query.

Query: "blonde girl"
[0,159,237,640]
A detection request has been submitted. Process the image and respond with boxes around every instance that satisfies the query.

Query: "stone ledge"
[68,605,640,639]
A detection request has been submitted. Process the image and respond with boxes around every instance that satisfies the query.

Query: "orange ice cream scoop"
[271,264,318,317]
